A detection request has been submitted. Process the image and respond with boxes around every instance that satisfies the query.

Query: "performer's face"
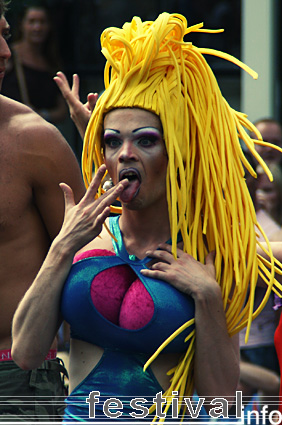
[103,108,168,210]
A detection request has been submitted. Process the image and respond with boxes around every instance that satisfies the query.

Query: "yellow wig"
[82,12,282,420]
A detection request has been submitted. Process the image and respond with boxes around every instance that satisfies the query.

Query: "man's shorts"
[0,358,68,422]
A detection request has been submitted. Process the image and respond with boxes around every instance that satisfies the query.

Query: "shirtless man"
[0,1,85,419]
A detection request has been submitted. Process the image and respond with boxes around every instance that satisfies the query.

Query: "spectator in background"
[251,119,282,240]
[252,118,282,167]
[239,129,282,383]
[243,150,257,202]
[1,0,67,124]
[256,163,282,230]
[235,144,281,424]
[227,357,280,424]
[241,149,281,239]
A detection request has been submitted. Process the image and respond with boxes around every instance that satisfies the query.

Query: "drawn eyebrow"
[104,129,120,134]
[133,127,161,133]
[103,127,162,136]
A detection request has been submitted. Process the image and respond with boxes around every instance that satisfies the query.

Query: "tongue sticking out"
[120,178,140,203]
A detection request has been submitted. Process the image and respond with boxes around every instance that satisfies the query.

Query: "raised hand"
[58,164,128,254]
[141,243,217,299]
[54,71,98,138]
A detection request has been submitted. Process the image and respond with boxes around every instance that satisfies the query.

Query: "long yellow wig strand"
[82,12,282,421]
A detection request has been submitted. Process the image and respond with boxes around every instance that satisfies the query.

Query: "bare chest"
[0,147,33,233]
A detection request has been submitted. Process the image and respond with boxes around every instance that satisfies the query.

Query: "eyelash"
[139,136,158,145]
[104,138,120,148]
[3,32,11,41]
[104,136,158,148]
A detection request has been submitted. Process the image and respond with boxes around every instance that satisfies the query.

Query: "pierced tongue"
[120,179,140,203]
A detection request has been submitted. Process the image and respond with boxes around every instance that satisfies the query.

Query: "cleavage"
[90,264,154,330]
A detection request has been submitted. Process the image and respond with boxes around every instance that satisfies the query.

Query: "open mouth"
[119,168,141,203]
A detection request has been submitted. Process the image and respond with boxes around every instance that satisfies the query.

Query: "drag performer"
[12,12,282,422]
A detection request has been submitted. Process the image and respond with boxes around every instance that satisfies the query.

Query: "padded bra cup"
[61,215,195,354]
[74,249,154,330]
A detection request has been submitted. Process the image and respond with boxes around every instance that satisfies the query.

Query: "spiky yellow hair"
[82,12,282,421]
